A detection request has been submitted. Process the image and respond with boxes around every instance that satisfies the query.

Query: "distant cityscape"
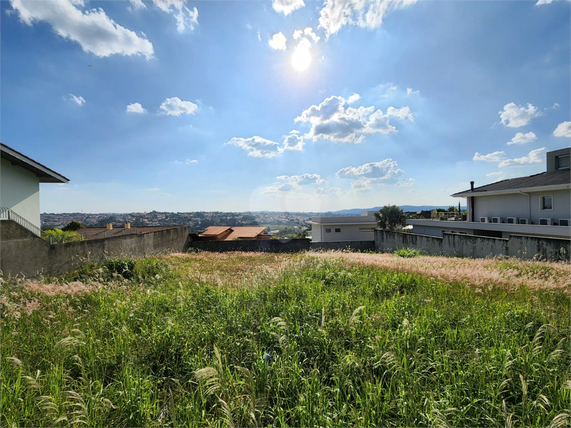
[41,205,460,235]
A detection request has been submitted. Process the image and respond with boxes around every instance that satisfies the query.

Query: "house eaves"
[453,183,570,198]
[1,143,69,183]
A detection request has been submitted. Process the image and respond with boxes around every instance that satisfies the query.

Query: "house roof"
[1,143,69,183]
[452,169,570,197]
[221,226,267,241]
[308,215,378,225]
[200,226,232,237]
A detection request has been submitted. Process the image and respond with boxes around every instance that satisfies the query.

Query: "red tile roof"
[200,226,232,237]
[221,226,268,241]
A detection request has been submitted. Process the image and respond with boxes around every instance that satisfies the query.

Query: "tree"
[62,220,83,231]
[375,205,406,231]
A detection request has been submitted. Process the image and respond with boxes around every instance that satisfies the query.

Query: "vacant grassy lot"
[1,252,570,427]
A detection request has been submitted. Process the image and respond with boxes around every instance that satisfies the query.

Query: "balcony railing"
[0,207,42,236]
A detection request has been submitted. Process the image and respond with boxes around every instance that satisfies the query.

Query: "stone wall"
[186,239,310,253]
[375,230,570,261]
[310,240,375,252]
[1,221,189,278]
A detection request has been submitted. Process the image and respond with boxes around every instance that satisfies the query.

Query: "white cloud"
[553,121,571,138]
[269,32,287,50]
[535,0,554,5]
[226,131,305,158]
[186,159,198,164]
[473,151,507,162]
[264,173,325,194]
[160,97,198,116]
[507,132,536,145]
[499,147,546,167]
[126,102,146,113]
[406,87,419,96]
[272,0,305,15]
[130,0,198,32]
[67,94,85,106]
[151,0,198,32]
[10,0,154,58]
[293,27,320,42]
[499,102,541,128]
[226,136,283,158]
[315,186,342,196]
[318,0,418,36]
[257,31,261,41]
[336,159,403,179]
[553,103,560,109]
[486,171,504,177]
[295,94,413,143]
[347,93,361,104]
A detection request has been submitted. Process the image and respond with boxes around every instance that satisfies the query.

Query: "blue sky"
[2,0,570,213]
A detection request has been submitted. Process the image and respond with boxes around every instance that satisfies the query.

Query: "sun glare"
[291,45,311,71]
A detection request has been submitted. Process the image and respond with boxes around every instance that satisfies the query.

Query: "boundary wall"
[186,239,310,253]
[1,221,188,278]
[375,230,570,261]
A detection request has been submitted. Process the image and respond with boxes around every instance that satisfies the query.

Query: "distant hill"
[327,206,466,216]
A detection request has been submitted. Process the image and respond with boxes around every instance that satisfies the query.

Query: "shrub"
[393,247,421,258]
[42,229,82,244]
[105,258,135,279]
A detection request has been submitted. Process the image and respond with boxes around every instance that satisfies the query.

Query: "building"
[195,226,271,241]
[1,143,69,235]
[407,147,571,239]
[309,211,378,242]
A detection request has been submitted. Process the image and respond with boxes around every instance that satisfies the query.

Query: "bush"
[393,247,421,258]
[42,229,82,244]
[105,258,135,279]
[62,220,83,231]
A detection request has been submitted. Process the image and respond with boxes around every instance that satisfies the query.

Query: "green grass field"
[1,252,570,427]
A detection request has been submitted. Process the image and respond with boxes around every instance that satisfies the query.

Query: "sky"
[1,0,570,213]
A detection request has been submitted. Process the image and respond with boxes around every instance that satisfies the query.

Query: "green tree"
[62,220,83,231]
[375,205,406,231]
[42,229,82,244]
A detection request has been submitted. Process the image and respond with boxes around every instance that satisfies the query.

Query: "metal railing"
[0,207,42,236]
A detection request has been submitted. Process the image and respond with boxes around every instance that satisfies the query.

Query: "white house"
[1,143,69,235]
[407,147,571,239]
[309,211,377,242]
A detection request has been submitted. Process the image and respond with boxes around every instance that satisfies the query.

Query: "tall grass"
[1,253,569,426]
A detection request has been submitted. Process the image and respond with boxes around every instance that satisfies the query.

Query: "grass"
[1,251,570,427]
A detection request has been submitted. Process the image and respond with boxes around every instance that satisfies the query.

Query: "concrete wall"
[1,158,41,229]
[1,219,38,240]
[375,230,570,261]
[473,189,570,225]
[187,239,310,253]
[1,222,188,278]
[310,240,375,251]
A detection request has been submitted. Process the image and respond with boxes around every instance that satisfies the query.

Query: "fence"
[1,221,188,278]
[375,230,570,261]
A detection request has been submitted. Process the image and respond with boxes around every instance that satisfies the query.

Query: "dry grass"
[310,251,571,291]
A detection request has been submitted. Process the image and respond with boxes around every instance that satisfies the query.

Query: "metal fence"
[0,207,42,236]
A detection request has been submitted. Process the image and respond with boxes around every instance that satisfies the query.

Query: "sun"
[291,44,311,71]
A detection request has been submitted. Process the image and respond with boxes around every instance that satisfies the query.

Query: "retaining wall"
[187,239,310,253]
[310,240,375,252]
[0,221,189,278]
[375,230,570,261]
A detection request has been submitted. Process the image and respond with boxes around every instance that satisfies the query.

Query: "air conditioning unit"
[559,219,570,227]
[518,218,529,225]
[506,217,517,224]
[480,217,490,223]
[491,217,502,223]
[539,218,553,226]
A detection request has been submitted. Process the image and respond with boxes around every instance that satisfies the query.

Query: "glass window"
[335,228,341,233]
[541,196,553,210]
[556,155,570,170]
[325,228,331,233]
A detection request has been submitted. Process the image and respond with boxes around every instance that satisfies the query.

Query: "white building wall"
[315,223,375,242]
[473,190,570,224]
[1,158,41,229]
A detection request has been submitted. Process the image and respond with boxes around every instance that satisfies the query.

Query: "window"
[325,228,331,233]
[335,228,341,233]
[556,155,570,170]
[540,196,553,210]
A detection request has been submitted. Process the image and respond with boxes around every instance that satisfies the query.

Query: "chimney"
[124,222,131,229]
[106,223,113,230]
[470,181,474,191]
